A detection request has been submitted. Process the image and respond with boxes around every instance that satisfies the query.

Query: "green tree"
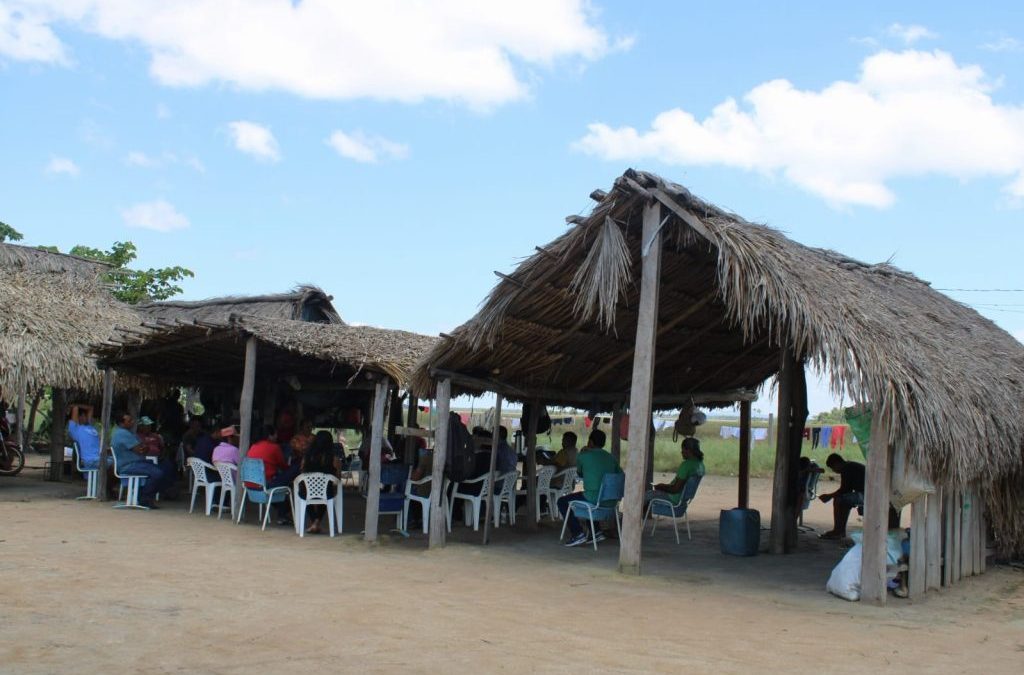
[69,241,194,304]
[0,221,24,243]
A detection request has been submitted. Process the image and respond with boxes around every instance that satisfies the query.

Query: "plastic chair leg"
[296,499,305,537]
[589,513,598,551]
[334,495,344,536]
[261,503,272,531]
[559,511,570,541]
[685,514,692,541]
[205,486,215,516]
[218,488,227,520]
[672,517,680,545]
[327,500,336,537]
[403,501,411,532]
[189,482,198,513]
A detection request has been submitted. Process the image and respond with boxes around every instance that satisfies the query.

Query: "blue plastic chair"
[643,475,702,544]
[237,458,291,531]
[368,464,409,532]
[559,471,625,551]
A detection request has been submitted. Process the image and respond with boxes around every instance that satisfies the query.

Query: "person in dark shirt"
[818,453,866,539]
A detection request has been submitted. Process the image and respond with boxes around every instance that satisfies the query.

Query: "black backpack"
[445,414,477,482]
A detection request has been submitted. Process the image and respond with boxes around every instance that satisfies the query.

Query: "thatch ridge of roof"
[411,168,1024,555]
[0,266,138,398]
[0,242,110,278]
[136,284,344,324]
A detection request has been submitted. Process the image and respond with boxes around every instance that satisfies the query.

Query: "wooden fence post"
[618,200,662,577]
[428,378,451,548]
[363,377,390,543]
[860,406,892,605]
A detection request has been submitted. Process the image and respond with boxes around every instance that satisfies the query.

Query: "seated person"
[212,426,240,466]
[818,453,866,539]
[647,437,705,506]
[539,431,578,469]
[247,425,300,525]
[495,426,516,475]
[357,423,396,467]
[558,429,620,547]
[136,416,165,459]
[67,403,116,498]
[185,418,218,464]
[111,413,177,508]
[288,418,315,461]
[298,430,342,534]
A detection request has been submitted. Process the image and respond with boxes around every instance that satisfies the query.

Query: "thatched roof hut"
[0,244,137,400]
[136,285,344,325]
[95,315,436,388]
[412,169,1024,555]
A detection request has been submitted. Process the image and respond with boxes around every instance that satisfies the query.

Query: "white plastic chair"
[293,472,341,537]
[492,470,520,527]
[72,441,98,500]
[110,448,149,510]
[548,468,578,520]
[447,473,491,531]
[403,475,433,534]
[187,457,222,516]
[214,461,238,520]
[517,466,555,522]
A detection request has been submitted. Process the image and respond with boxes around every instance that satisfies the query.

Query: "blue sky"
[2,1,1023,414]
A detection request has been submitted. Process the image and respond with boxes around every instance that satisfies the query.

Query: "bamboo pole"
[428,378,451,548]
[738,400,751,509]
[909,495,927,598]
[363,377,390,543]
[860,406,892,605]
[482,393,503,544]
[618,200,662,577]
[236,336,258,513]
[925,488,942,591]
[769,350,795,554]
[524,400,540,527]
[97,368,114,501]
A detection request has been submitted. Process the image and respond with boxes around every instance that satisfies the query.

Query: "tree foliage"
[68,241,194,304]
[811,406,847,424]
[0,221,24,243]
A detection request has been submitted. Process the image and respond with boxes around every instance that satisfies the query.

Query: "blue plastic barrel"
[719,508,760,556]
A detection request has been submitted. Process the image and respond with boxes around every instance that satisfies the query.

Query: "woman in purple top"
[212,426,240,466]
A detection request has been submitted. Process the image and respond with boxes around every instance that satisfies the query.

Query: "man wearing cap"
[137,416,165,459]
[111,413,177,508]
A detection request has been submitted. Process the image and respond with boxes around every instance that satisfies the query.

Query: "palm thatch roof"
[136,285,344,325]
[94,315,436,388]
[0,260,137,399]
[412,168,1024,554]
[0,241,109,278]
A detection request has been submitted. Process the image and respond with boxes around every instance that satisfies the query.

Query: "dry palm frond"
[569,216,632,331]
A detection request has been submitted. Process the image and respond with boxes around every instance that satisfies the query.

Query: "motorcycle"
[0,415,25,476]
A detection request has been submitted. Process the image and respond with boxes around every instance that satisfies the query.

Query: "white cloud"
[575,49,1024,208]
[0,3,67,63]
[981,36,1022,53]
[326,130,409,164]
[125,151,158,168]
[44,156,79,176]
[886,23,937,45]
[121,199,189,232]
[227,120,280,162]
[5,0,614,109]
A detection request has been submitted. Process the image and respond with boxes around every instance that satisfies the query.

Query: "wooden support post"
[942,490,954,587]
[127,390,141,434]
[610,404,623,463]
[618,200,662,577]
[925,488,942,591]
[766,413,774,447]
[97,368,114,501]
[482,393,503,545]
[524,400,540,528]
[860,406,892,605]
[428,379,451,548]
[961,491,974,577]
[363,377,390,543]
[235,336,258,512]
[769,351,795,554]
[909,495,927,598]
[978,500,987,574]
[405,395,419,467]
[15,375,27,453]
[48,388,67,482]
[952,491,962,582]
[738,400,751,509]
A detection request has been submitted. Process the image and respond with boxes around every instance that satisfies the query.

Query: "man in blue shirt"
[111,413,177,508]
[67,404,102,468]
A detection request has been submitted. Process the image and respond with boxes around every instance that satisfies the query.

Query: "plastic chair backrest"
[296,472,334,501]
[241,458,267,489]
[72,441,85,472]
[496,471,518,497]
[214,461,236,489]
[535,466,555,492]
[109,446,123,476]
[380,464,409,489]
[188,457,215,485]
[680,474,703,504]
[597,471,625,503]
[554,467,577,494]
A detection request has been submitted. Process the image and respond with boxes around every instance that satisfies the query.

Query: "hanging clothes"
[812,427,821,449]
[802,427,811,441]
[752,428,768,442]
[831,425,847,450]
[820,426,832,448]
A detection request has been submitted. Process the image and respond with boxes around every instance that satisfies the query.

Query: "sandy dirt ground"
[1,468,1022,674]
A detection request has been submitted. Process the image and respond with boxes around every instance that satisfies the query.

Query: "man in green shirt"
[648,437,705,506]
[558,429,620,547]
